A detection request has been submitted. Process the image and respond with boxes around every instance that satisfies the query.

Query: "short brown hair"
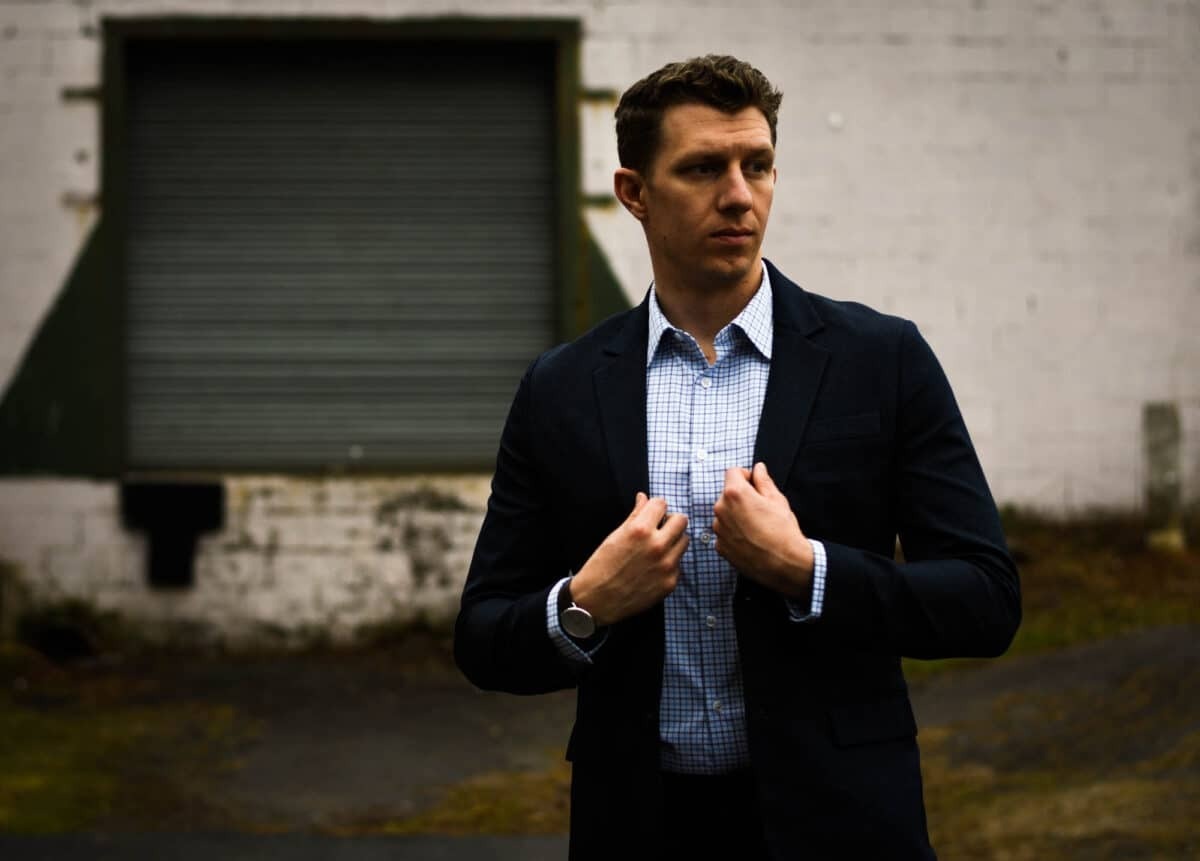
[615,54,783,175]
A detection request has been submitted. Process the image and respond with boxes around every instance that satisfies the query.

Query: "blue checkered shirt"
[547,267,828,773]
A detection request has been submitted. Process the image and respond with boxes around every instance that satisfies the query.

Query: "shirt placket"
[693,337,736,768]
[658,341,703,770]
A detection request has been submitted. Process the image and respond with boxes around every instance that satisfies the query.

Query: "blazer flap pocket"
[829,695,917,747]
[806,412,881,443]
[566,713,655,762]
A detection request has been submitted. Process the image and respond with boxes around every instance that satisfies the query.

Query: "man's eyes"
[683,160,772,177]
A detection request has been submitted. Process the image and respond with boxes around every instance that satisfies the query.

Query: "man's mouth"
[710,228,755,245]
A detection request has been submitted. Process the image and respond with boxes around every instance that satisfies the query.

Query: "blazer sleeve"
[816,320,1021,659]
[453,356,581,694]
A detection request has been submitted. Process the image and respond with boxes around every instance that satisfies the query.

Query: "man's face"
[623,102,776,293]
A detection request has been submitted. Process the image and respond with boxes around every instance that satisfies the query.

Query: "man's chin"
[657,250,762,293]
[699,254,761,288]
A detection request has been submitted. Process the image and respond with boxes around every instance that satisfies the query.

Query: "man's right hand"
[568,493,689,627]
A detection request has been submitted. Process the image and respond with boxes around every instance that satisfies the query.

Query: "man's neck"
[652,263,764,364]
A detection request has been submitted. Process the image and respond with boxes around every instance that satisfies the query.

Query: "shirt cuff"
[784,539,827,623]
[546,576,607,663]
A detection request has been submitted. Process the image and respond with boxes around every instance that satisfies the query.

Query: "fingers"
[624,496,690,570]
[657,510,689,543]
[662,527,690,570]
[724,466,751,490]
[625,491,651,524]
[750,462,782,497]
[723,463,783,503]
[711,514,732,560]
[631,495,668,528]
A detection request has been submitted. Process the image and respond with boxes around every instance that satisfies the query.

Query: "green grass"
[323,755,572,837]
[920,659,1200,859]
[904,512,1200,680]
[0,645,259,832]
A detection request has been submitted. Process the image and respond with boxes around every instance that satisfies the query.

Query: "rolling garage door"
[123,38,557,470]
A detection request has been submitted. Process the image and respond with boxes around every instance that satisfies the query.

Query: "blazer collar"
[763,258,824,337]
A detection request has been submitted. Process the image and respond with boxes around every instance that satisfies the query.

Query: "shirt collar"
[647,265,774,367]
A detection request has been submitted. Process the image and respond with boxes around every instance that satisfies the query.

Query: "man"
[455,55,1019,859]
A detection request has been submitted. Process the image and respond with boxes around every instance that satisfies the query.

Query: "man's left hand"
[712,462,814,599]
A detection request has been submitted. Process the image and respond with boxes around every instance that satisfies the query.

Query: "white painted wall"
[0,475,489,646]
[1,0,1198,643]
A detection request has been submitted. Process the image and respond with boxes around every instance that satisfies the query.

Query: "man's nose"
[717,168,753,211]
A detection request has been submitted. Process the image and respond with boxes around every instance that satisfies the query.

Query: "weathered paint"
[0,475,490,646]
[1,0,1198,645]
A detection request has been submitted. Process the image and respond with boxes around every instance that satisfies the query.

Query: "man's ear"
[614,168,648,221]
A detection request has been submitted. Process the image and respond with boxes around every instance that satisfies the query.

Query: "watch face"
[562,605,596,639]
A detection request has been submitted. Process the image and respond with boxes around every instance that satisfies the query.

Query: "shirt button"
[705,615,717,628]
[712,700,723,714]
[700,376,712,389]
[695,447,708,461]
[700,531,712,545]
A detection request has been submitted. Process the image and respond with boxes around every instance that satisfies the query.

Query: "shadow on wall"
[0,220,121,477]
[0,220,630,479]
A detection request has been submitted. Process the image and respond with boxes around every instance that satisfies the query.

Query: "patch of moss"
[376,486,473,519]
[351,616,454,655]
[15,599,152,662]
[0,674,260,833]
[322,753,571,836]
[917,641,1200,860]
[923,757,1200,860]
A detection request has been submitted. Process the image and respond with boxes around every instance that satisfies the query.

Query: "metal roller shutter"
[124,39,557,470]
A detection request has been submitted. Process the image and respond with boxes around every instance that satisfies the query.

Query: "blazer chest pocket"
[795,412,886,480]
[805,411,881,443]
[828,694,917,748]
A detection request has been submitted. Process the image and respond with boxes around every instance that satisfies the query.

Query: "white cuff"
[546,577,606,663]
[785,539,827,623]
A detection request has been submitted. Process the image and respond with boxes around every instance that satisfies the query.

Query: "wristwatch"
[558,578,597,640]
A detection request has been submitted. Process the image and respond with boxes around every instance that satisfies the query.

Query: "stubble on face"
[640,103,776,302]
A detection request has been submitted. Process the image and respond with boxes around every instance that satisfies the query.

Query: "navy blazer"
[455,260,1020,860]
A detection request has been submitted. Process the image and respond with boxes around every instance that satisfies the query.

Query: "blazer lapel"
[753,261,830,481]
[593,299,665,681]
[594,298,651,507]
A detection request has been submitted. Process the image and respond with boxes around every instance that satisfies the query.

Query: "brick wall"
[1,0,1197,643]
[0,476,488,646]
